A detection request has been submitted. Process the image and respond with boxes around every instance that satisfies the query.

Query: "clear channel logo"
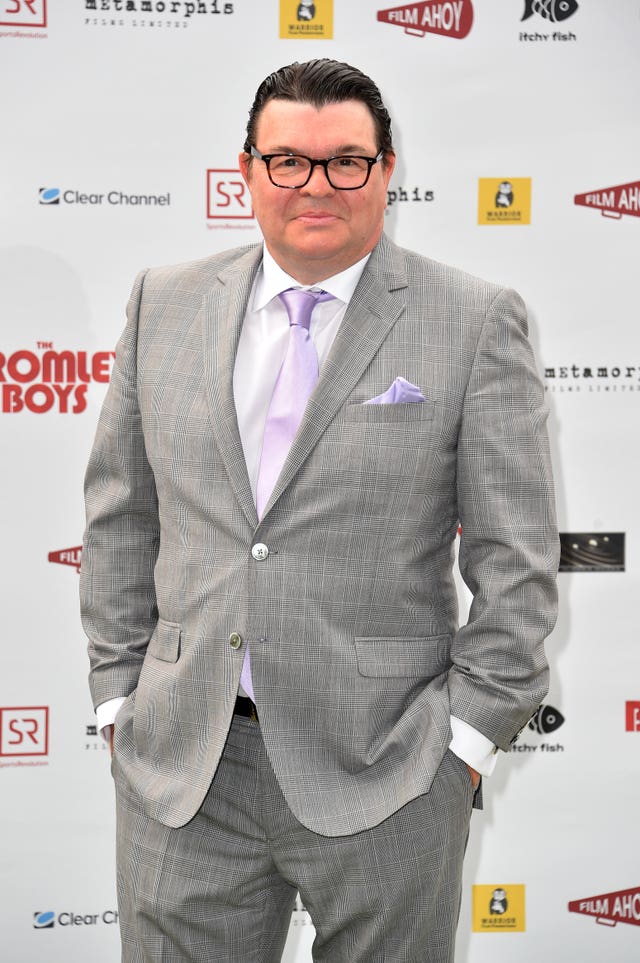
[39,187,60,205]
[38,186,171,207]
[33,909,119,929]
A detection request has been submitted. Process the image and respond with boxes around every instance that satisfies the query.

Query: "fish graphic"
[528,704,565,735]
[521,0,578,23]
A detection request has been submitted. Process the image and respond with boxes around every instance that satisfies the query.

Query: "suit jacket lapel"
[261,235,408,517]
[201,246,262,527]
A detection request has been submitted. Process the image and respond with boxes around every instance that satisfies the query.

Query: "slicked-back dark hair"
[243,59,394,163]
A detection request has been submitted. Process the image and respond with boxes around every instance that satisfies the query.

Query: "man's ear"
[238,151,252,185]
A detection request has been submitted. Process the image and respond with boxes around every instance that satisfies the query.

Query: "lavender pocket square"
[363,377,426,405]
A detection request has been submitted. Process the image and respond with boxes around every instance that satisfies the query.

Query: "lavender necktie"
[239,287,333,702]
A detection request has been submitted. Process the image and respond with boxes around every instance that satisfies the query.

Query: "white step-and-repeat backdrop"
[2,1,639,960]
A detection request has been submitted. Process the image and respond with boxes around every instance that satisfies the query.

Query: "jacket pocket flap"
[148,619,181,663]
[354,634,451,678]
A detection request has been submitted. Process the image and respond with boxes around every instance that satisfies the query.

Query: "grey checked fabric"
[81,233,559,836]
[114,714,473,962]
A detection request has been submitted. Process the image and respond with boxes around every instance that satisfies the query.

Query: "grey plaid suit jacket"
[81,234,559,835]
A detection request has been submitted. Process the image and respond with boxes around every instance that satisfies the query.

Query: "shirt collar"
[253,243,371,311]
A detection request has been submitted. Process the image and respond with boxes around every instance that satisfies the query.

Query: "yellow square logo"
[472,884,526,932]
[280,0,333,39]
[478,178,532,225]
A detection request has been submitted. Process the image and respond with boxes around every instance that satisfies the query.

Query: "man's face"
[239,99,395,284]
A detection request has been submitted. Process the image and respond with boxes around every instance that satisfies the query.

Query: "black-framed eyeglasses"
[249,146,385,190]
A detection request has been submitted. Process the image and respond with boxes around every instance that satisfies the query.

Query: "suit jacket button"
[251,543,269,560]
[229,632,242,650]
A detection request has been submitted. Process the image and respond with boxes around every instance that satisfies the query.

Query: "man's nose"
[300,163,336,195]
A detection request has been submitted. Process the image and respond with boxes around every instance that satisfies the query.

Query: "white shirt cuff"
[96,697,126,742]
[449,715,498,777]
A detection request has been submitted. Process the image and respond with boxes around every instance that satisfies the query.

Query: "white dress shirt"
[97,244,497,777]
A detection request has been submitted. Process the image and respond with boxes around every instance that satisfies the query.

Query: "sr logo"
[206,169,254,221]
[0,0,47,28]
[0,706,49,756]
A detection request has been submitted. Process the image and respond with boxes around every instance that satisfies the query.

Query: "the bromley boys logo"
[574,181,640,220]
[377,0,473,39]
[48,546,82,573]
[569,887,640,928]
[1,342,114,413]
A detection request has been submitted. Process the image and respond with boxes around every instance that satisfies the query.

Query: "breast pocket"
[342,401,435,424]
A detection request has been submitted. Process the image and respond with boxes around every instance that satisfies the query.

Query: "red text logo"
[377,0,473,38]
[574,181,640,220]
[0,707,49,756]
[0,0,47,28]
[48,546,82,573]
[206,170,254,221]
[0,343,114,414]
[569,887,640,927]
[626,702,640,732]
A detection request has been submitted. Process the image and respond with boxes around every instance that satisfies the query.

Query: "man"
[81,59,559,962]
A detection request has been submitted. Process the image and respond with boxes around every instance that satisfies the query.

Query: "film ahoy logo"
[206,169,254,225]
[0,707,49,757]
[48,546,82,573]
[574,181,640,220]
[626,702,640,732]
[0,0,47,28]
[377,0,473,39]
[569,887,640,928]
[1,342,114,414]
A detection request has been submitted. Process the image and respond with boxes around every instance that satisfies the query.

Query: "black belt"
[234,695,259,722]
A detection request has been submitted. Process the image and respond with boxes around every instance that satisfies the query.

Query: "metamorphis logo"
[377,0,473,39]
[1,343,114,414]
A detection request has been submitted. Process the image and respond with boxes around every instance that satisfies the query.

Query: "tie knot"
[279,288,334,330]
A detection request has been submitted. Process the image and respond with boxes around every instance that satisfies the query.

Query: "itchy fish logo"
[575,181,640,220]
[528,704,564,735]
[569,887,640,928]
[521,0,578,22]
[377,0,473,39]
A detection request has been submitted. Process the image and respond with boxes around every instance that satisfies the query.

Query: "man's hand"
[467,764,481,790]
[108,724,114,757]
